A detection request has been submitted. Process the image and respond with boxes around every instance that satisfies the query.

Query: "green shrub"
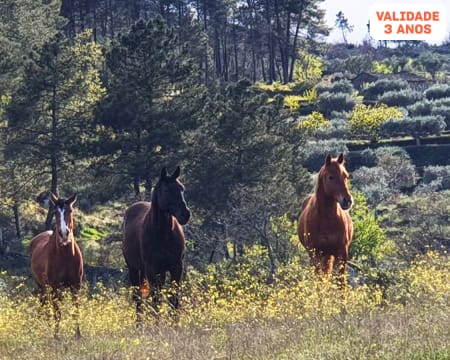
[350,191,394,265]
[381,115,446,138]
[373,146,408,158]
[371,60,393,74]
[422,165,450,190]
[313,118,350,140]
[378,89,423,107]
[347,148,377,168]
[351,166,391,205]
[424,84,450,100]
[317,91,355,116]
[362,79,409,101]
[302,139,348,171]
[316,79,354,95]
[431,106,450,129]
[406,99,432,116]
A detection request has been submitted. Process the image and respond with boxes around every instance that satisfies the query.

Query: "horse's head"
[154,166,191,225]
[50,193,77,246]
[319,153,353,210]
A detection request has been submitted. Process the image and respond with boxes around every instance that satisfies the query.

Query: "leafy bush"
[373,146,408,159]
[317,91,355,116]
[325,55,372,76]
[406,99,432,116]
[351,166,391,205]
[431,97,450,107]
[347,148,377,168]
[431,106,450,129]
[378,192,450,258]
[294,49,323,81]
[313,118,350,140]
[254,81,293,93]
[377,151,417,190]
[316,79,354,95]
[302,139,348,171]
[284,95,302,111]
[371,60,393,74]
[424,84,450,100]
[381,115,446,138]
[353,148,417,203]
[350,192,394,265]
[349,103,403,140]
[422,165,450,190]
[298,111,330,134]
[377,89,423,107]
[362,79,409,101]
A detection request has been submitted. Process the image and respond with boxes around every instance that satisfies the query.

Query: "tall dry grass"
[0,251,449,359]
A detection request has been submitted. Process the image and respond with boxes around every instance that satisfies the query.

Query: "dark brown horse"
[298,153,353,280]
[123,166,190,320]
[30,193,83,337]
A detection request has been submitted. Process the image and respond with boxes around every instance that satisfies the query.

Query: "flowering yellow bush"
[349,103,403,140]
[298,111,330,134]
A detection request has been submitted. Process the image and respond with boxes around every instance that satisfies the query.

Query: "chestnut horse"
[298,153,353,280]
[30,193,83,337]
[123,166,190,321]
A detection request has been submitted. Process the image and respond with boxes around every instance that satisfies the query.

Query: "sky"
[321,0,450,45]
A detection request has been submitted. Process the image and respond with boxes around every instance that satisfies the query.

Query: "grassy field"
[0,250,449,359]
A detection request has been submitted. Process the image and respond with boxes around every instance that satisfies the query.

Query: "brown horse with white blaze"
[30,193,83,337]
[123,166,190,322]
[298,153,353,280]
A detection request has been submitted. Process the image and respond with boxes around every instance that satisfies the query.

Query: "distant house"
[351,71,432,91]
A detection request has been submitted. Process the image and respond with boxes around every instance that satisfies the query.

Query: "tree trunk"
[265,0,276,82]
[288,16,303,82]
[13,202,22,240]
[46,86,59,231]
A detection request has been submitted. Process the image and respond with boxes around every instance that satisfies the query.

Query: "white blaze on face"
[58,207,68,235]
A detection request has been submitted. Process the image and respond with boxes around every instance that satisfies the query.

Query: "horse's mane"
[313,166,324,194]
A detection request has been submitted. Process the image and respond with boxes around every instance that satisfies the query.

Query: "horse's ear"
[161,167,168,180]
[50,192,58,206]
[325,154,332,166]
[172,166,181,179]
[338,153,345,164]
[67,193,77,206]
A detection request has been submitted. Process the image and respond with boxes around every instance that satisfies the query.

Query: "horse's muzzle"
[59,230,73,246]
[340,197,353,210]
[60,239,72,246]
[176,209,191,225]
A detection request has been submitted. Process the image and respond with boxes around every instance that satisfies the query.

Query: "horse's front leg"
[147,269,164,312]
[169,261,183,309]
[311,249,333,278]
[335,249,349,288]
[51,290,62,339]
[71,286,81,338]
